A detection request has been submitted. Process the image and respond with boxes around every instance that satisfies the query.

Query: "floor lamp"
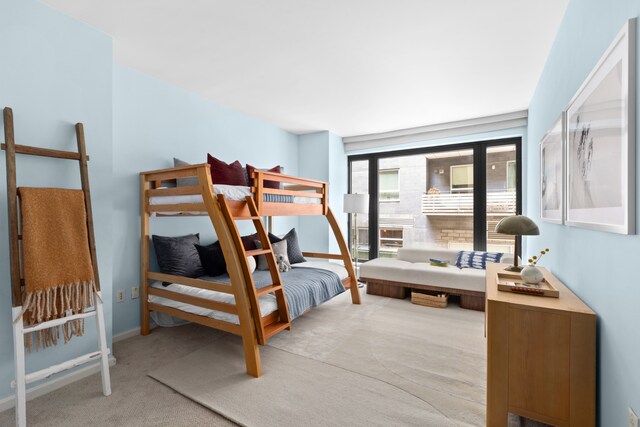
[343,193,369,284]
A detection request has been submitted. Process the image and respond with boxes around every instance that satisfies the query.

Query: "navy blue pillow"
[455,250,503,270]
[195,242,227,277]
[152,234,205,283]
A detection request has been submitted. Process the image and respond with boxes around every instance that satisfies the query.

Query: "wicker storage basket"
[411,291,448,308]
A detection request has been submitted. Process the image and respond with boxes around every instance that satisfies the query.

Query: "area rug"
[149,293,486,426]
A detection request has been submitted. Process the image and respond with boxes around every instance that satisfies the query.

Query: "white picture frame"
[565,18,636,234]
[540,113,565,224]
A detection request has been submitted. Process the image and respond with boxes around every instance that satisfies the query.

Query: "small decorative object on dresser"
[521,248,549,284]
[520,266,544,284]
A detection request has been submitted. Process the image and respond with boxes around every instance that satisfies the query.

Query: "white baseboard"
[112,327,140,343]
[112,324,156,343]
[0,355,117,413]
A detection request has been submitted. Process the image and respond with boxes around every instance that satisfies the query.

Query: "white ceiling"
[42,0,568,137]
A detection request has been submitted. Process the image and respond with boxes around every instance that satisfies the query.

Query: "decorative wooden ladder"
[217,194,291,346]
[2,107,111,427]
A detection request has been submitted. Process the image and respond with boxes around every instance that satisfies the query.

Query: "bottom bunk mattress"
[148,262,347,325]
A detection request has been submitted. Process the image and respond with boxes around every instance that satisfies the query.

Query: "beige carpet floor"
[0,323,236,426]
[0,291,487,426]
[150,292,487,427]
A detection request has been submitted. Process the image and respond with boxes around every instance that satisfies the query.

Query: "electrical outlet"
[116,290,125,302]
[131,287,139,299]
[630,407,639,427]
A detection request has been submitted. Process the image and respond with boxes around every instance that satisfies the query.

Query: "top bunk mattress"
[150,184,320,215]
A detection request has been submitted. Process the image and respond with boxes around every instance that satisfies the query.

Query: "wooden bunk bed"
[140,163,360,377]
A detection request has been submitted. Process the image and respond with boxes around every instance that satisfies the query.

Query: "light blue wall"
[328,132,349,254]
[298,132,331,252]
[112,64,299,335]
[0,0,113,402]
[526,1,640,425]
[297,131,349,254]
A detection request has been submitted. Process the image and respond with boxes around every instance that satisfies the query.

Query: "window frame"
[347,136,522,261]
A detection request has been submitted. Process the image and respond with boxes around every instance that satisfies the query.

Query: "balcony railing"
[422,191,516,216]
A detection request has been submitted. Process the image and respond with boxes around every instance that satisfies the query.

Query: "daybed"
[140,160,360,377]
[360,247,514,311]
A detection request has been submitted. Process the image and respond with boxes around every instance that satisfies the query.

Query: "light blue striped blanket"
[216,266,345,320]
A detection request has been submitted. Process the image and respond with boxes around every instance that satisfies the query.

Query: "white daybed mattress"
[148,261,348,325]
[150,184,320,215]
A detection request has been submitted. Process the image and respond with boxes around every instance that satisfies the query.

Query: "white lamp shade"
[343,193,369,214]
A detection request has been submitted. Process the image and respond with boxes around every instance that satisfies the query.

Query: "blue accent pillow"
[455,250,504,270]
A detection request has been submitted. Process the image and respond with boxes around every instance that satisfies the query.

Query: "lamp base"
[504,265,523,272]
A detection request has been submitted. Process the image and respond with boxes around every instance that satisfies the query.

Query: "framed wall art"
[565,18,636,234]
[540,113,565,224]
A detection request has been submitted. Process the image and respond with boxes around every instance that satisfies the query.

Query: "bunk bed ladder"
[2,107,111,427]
[217,194,291,346]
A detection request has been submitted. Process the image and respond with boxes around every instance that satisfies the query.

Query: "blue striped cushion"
[455,250,504,270]
[263,194,293,203]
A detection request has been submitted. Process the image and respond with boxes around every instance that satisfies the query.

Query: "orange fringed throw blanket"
[18,188,96,351]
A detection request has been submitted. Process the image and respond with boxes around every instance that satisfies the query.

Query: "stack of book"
[429,258,449,267]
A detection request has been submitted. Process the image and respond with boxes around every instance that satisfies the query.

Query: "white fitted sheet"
[148,261,348,325]
[149,281,278,325]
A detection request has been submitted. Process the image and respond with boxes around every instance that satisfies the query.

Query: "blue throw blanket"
[216,266,345,320]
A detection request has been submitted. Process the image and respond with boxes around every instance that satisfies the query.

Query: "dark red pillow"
[246,164,282,189]
[240,232,280,251]
[207,154,247,186]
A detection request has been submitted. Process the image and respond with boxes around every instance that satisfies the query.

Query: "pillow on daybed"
[173,158,198,187]
[152,234,205,281]
[246,164,282,189]
[195,241,227,276]
[207,154,247,186]
[455,250,503,270]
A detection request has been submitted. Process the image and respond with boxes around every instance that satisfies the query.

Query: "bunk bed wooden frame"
[140,163,360,377]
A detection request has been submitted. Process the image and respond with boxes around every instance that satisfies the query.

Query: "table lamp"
[494,215,539,272]
[343,193,369,280]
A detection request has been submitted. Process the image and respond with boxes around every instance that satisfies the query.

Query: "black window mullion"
[473,144,487,251]
[515,141,523,215]
[369,158,379,260]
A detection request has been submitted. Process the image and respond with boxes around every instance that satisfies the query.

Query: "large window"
[379,169,399,201]
[348,138,521,260]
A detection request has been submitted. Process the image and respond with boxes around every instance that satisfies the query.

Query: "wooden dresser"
[485,263,596,427]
